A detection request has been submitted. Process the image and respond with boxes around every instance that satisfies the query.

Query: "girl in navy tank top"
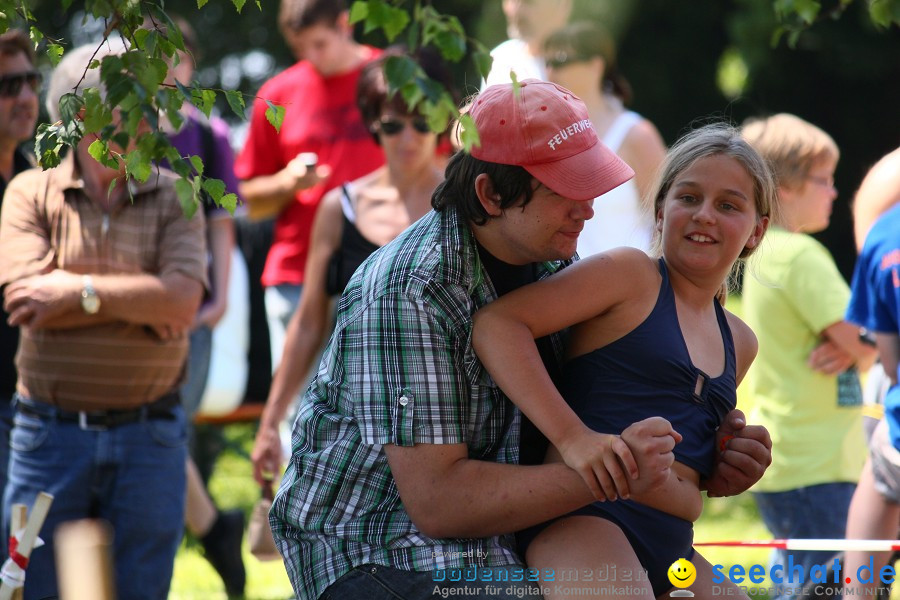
[473,124,777,599]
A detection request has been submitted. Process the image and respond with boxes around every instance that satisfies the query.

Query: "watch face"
[82,293,100,314]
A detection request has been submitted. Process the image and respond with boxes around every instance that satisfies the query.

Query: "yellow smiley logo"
[668,558,697,588]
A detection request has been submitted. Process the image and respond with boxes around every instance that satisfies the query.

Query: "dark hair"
[544,22,632,105]
[278,0,346,34]
[431,151,536,226]
[0,29,35,65]
[357,46,457,144]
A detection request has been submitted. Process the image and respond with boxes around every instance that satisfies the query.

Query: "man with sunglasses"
[270,79,774,600]
[0,29,40,565]
[235,0,384,379]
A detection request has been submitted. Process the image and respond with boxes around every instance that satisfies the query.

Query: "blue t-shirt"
[847,202,900,447]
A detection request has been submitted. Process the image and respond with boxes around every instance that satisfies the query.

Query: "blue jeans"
[0,394,12,563]
[321,564,545,600]
[181,324,213,418]
[753,482,856,600]
[264,283,302,372]
[3,395,187,600]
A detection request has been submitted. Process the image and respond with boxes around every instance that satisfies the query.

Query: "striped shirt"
[0,153,208,410]
[270,206,568,600]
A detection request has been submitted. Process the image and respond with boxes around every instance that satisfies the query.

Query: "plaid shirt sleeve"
[348,292,472,447]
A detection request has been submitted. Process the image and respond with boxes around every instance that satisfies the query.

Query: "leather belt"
[14,392,180,431]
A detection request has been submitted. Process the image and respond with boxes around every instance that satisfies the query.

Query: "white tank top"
[577,111,654,258]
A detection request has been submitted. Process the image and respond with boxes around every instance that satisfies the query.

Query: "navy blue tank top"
[560,259,737,478]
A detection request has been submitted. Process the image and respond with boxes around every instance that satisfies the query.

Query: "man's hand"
[808,338,856,375]
[284,156,331,195]
[620,416,681,496]
[251,421,283,487]
[705,409,772,497]
[4,269,81,328]
[555,426,638,502]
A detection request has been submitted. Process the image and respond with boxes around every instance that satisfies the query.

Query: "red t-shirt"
[235,48,385,287]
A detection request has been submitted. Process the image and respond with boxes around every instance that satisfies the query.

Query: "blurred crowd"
[0,0,898,599]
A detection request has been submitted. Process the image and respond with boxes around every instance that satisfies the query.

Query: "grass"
[169,423,294,600]
[172,422,778,599]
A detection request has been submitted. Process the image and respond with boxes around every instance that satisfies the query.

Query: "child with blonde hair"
[741,113,875,599]
[473,123,776,599]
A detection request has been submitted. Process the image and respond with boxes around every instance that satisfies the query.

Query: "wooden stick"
[9,505,26,600]
[0,492,54,600]
[55,520,115,600]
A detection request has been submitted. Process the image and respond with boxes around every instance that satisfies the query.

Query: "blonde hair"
[647,123,778,300]
[741,113,839,190]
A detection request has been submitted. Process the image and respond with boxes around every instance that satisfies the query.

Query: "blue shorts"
[518,499,695,596]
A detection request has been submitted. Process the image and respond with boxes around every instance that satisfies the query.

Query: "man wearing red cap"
[270,80,772,600]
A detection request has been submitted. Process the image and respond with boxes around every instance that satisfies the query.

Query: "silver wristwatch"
[81,275,100,315]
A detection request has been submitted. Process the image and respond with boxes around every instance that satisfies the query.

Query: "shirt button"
[399,395,410,406]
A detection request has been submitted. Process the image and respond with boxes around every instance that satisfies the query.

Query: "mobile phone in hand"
[297,152,318,170]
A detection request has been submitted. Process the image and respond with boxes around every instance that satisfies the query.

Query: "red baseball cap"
[469,79,634,201]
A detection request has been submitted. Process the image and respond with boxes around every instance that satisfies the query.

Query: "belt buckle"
[78,411,109,431]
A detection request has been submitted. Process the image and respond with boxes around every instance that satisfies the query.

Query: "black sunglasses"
[0,71,42,98]
[378,116,431,136]
[545,51,592,70]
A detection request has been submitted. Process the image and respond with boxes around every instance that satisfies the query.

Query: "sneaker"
[201,509,247,597]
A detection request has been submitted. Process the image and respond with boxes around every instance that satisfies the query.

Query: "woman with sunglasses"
[544,22,667,258]
[251,48,451,485]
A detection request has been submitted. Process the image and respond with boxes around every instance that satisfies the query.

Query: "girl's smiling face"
[658,154,768,278]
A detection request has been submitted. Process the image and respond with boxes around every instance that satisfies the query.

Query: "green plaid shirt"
[270,206,569,600]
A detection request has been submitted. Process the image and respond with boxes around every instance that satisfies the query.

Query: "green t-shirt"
[743,228,864,492]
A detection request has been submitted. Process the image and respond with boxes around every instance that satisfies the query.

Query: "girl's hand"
[555,426,638,502]
[620,416,682,496]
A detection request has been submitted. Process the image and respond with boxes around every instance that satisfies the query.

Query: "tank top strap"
[602,111,642,152]
[339,183,356,224]
[713,296,737,378]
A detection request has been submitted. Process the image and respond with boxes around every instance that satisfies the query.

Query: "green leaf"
[458,113,480,153]
[399,82,425,112]
[175,178,198,218]
[59,93,84,125]
[47,44,64,66]
[198,0,209,7]
[265,101,286,133]
[28,26,43,45]
[219,192,238,215]
[202,177,226,201]
[190,154,205,177]
[34,123,64,169]
[433,30,466,62]
[382,6,410,41]
[168,155,193,179]
[472,48,493,80]
[125,149,151,183]
[224,90,246,119]
[868,0,899,27]
[349,0,369,24]
[795,0,821,23]
[88,139,118,169]
[232,0,247,12]
[150,7,186,52]
[384,56,418,95]
[175,80,194,104]
[82,92,112,134]
[191,88,216,118]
